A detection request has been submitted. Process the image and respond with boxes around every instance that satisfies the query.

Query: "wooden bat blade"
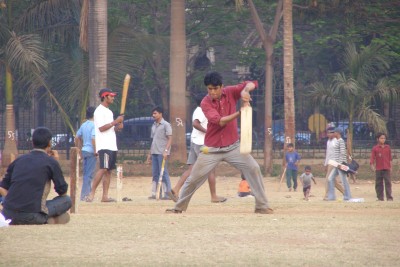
[240,106,252,154]
[120,74,131,115]
[277,167,287,191]
[116,164,123,202]
[328,159,339,168]
[155,159,166,200]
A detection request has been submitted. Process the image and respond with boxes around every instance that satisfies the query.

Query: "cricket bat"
[116,164,123,202]
[120,74,130,115]
[240,104,252,154]
[156,158,166,200]
[328,159,356,173]
[278,167,287,191]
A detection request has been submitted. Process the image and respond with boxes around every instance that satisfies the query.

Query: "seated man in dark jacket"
[0,127,72,225]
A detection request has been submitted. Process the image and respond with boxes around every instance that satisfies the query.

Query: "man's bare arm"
[193,119,206,133]
[219,111,241,127]
[0,187,8,197]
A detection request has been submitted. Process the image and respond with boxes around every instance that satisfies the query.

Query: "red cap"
[99,88,117,98]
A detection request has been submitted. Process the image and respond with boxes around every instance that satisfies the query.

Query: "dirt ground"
[1,167,400,266]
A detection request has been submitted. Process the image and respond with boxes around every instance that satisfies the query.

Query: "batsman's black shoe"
[165,208,182,214]
[254,208,274,214]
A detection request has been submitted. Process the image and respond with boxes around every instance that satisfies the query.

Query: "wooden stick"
[69,147,78,213]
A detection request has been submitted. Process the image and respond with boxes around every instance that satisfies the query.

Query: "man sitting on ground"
[0,127,72,225]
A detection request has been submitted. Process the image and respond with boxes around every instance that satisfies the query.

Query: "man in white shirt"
[324,127,344,200]
[168,95,226,203]
[86,88,124,202]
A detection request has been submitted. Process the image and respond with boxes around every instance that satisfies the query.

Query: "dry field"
[1,170,400,266]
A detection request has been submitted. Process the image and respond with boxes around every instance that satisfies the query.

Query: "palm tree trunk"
[88,0,108,107]
[2,65,18,167]
[283,0,295,148]
[169,0,187,162]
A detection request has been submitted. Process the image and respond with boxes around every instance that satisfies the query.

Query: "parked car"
[318,121,374,143]
[118,117,154,149]
[335,121,374,140]
[51,133,74,149]
[273,131,312,146]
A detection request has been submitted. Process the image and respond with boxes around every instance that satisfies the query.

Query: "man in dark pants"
[0,127,72,225]
[370,132,393,201]
[166,71,273,214]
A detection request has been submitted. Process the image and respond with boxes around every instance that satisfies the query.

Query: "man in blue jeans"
[285,143,301,192]
[146,106,173,200]
[75,106,97,201]
[326,128,352,201]
[0,127,72,225]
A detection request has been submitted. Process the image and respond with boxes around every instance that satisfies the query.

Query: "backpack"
[341,159,359,174]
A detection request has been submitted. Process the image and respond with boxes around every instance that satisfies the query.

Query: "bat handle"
[242,101,251,107]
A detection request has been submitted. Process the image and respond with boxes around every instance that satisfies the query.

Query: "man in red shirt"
[370,132,393,201]
[166,71,272,214]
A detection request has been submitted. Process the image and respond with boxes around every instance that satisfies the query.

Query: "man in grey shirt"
[146,106,173,199]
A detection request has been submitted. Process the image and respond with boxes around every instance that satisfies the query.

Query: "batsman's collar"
[99,88,117,98]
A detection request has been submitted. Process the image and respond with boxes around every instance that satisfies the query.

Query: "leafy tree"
[308,42,399,156]
[235,0,283,175]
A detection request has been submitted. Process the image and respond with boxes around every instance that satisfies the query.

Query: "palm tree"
[88,0,108,107]
[308,43,398,156]
[283,0,295,148]
[0,2,47,167]
[169,0,187,162]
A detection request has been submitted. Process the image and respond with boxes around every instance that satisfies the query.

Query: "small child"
[238,174,253,197]
[299,165,316,201]
[285,143,301,192]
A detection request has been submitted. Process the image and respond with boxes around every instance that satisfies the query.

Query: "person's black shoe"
[165,208,182,214]
[254,208,274,214]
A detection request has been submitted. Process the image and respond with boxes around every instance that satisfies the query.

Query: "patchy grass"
[1,175,399,266]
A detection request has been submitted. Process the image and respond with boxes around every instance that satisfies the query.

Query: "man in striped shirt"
[326,128,352,201]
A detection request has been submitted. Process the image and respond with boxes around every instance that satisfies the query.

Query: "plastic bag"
[0,213,11,227]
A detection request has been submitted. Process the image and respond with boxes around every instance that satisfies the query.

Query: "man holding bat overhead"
[86,88,124,202]
[166,71,273,214]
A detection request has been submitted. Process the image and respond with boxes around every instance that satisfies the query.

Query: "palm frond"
[17,71,76,135]
[108,25,169,89]
[342,42,390,83]
[0,19,11,50]
[5,32,47,76]
[16,0,81,46]
[235,0,245,11]
[46,49,88,119]
[332,72,359,96]
[307,82,338,107]
[357,106,387,134]
[373,77,399,102]
[79,0,89,51]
